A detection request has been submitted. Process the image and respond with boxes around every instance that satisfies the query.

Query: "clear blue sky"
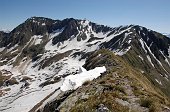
[0,0,170,33]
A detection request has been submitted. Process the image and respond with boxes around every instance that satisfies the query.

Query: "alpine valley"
[0,17,170,112]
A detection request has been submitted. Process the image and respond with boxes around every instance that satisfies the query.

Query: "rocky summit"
[0,17,170,112]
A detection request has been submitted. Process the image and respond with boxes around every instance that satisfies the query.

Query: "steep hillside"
[39,49,170,112]
[100,25,170,97]
[0,17,170,112]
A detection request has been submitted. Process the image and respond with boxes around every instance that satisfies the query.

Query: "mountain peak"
[0,17,170,112]
[27,16,54,21]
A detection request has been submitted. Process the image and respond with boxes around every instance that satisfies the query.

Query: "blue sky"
[0,0,170,33]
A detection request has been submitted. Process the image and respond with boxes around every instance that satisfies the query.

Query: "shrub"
[115,85,126,94]
[99,80,105,84]
[140,98,152,108]
[149,105,156,112]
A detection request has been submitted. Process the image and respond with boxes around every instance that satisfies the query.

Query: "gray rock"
[96,104,109,112]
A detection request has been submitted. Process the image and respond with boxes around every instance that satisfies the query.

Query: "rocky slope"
[0,17,170,112]
[39,49,170,112]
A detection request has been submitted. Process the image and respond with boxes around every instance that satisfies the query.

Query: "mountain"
[39,49,170,112]
[0,29,10,33]
[0,17,170,112]
[162,33,170,38]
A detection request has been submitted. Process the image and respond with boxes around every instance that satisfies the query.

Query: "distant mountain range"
[0,29,11,33]
[162,33,170,38]
[0,17,170,112]
[166,34,170,38]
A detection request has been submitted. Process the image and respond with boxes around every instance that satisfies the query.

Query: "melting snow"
[168,46,170,58]
[6,44,18,53]
[60,66,106,91]
[114,46,131,56]
[139,38,147,53]
[160,50,170,66]
[122,32,132,45]
[147,55,155,67]
[0,47,5,52]
[140,39,168,73]
[32,35,43,45]
[140,27,143,30]
[81,20,90,27]
[11,49,18,54]
[45,28,65,52]
[155,79,162,85]
[42,23,46,26]
[138,55,144,61]
[0,82,63,112]
[140,70,144,73]
[0,25,137,112]
[165,74,169,79]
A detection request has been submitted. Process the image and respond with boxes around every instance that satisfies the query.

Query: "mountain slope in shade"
[0,17,170,112]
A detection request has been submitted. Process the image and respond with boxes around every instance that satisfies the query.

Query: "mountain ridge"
[0,17,170,112]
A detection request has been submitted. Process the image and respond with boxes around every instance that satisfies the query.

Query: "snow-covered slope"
[60,66,106,91]
[0,17,170,112]
[0,17,133,112]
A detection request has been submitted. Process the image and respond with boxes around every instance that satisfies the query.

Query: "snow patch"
[32,35,43,45]
[6,44,18,53]
[139,38,147,53]
[97,54,101,57]
[11,49,18,54]
[165,57,170,67]
[122,32,132,43]
[168,46,170,58]
[42,23,46,26]
[45,28,64,52]
[114,46,131,56]
[155,79,162,85]
[141,39,168,73]
[0,25,137,112]
[60,66,106,91]
[140,70,144,73]
[147,55,155,67]
[159,50,170,66]
[0,47,5,52]
[138,55,143,61]
[81,20,90,27]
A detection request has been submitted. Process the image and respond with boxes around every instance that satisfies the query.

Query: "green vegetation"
[140,98,153,108]
[43,49,170,112]
[70,49,170,111]
[70,93,128,112]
